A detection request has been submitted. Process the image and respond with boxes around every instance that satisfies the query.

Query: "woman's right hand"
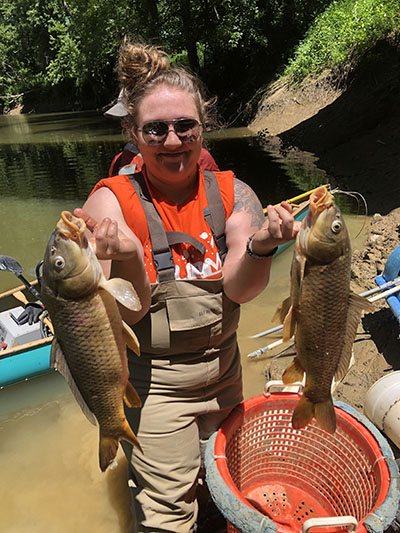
[74,208,141,262]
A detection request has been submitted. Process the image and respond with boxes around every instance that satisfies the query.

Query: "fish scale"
[295,255,352,402]
[47,293,127,430]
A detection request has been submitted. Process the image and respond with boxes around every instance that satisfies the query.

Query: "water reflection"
[0,112,367,532]
[0,111,328,293]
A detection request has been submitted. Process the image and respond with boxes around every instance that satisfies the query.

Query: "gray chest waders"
[128,172,239,354]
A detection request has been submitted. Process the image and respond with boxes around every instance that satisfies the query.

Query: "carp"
[41,211,143,471]
[276,187,374,433]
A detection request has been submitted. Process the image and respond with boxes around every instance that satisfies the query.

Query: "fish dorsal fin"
[335,292,374,381]
[296,252,307,288]
[50,337,97,426]
[99,276,141,311]
[122,320,140,356]
[282,305,296,342]
[124,381,141,408]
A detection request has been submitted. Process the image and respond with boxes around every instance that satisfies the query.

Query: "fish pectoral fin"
[282,305,296,342]
[124,381,141,408]
[296,252,307,287]
[50,337,97,426]
[99,277,142,311]
[49,336,61,370]
[122,321,140,356]
[349,291,375,313]
[282,356,304,384]
[272,296,291,325]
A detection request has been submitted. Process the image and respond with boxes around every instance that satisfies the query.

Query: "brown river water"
[0,112,368,532]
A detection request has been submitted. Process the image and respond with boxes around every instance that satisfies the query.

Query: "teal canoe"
[0,284,53,389]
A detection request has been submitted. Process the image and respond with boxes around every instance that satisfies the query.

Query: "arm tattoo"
[233,178,265,228]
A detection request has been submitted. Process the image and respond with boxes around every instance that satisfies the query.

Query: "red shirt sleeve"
[198,148,219,171]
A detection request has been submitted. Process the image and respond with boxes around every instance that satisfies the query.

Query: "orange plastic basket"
[205,386,399,533]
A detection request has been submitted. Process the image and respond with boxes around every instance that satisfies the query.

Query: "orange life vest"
[91,168,235,284]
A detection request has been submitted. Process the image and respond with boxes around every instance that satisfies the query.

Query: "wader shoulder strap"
[118,163,137,176]
[129,173,205,281]
[202,170,228,262]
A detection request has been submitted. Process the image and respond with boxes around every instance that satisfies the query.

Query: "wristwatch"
[246,234,278,259]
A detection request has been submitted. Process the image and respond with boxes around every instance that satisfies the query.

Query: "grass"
[284,0,400,84]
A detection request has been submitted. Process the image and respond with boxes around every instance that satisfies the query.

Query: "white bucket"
[364,370,400,449]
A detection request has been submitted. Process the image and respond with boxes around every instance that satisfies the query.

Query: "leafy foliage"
[285,0,400,83]
[0,0,398,120]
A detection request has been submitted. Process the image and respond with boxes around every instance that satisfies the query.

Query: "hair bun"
[118,39,169,98]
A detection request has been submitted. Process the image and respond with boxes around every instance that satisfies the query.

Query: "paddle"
[248,284,400,359]
[0,255,43,303]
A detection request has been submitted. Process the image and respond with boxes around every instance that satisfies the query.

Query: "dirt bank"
[250,37,400,216]
[251,37,400,448]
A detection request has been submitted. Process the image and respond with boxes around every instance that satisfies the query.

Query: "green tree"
[0,0,335,119]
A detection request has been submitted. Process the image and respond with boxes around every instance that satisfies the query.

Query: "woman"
[105,90,220,176]
[75,39,299,533]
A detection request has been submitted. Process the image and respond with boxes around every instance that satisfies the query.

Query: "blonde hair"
[117,38,217,127]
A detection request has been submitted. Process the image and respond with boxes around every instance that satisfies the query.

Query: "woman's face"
[133,85,203,189]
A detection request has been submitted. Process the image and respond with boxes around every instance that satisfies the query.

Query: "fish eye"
[331,220,342,233]
[53,256,65,271]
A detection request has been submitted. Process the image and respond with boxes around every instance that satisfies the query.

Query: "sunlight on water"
[0,198,78,291]
[0,112,123,145]
[0,374,133,533]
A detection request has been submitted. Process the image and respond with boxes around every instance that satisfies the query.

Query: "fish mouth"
[305,186,334,229]
[310,186,334,214]
[57,211,86,246]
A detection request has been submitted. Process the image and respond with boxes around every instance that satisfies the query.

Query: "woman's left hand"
[250,201,301,256]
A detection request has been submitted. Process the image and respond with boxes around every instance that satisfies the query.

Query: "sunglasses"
[137,118,202,145]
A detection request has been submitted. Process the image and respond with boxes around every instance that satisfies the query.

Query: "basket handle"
[301,516,358,533]
[264,380,304,396]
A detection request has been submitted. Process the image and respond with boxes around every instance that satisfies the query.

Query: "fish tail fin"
[292,395,314,430]
[314,399,336,434]
[282,357,304,384]
[99,436,119,472]
[99,421,143,472]
[124,381,141,408]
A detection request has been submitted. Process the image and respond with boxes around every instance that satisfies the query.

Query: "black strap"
[129,171,227,280]
[129,173,175,281]
[166,231,205,254]
[203,171,227,261]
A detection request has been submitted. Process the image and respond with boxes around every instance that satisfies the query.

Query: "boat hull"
[0,339,52,388]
